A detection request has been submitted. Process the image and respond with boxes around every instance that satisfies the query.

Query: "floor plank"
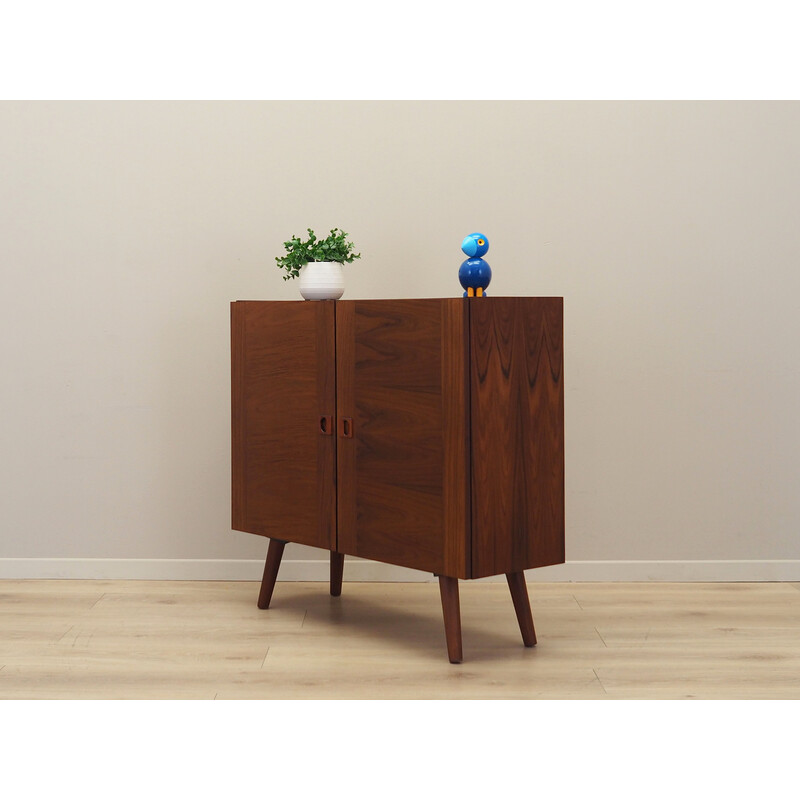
[2,580,800,699]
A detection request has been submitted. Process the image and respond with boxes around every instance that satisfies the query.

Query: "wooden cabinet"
[231,297,564,662]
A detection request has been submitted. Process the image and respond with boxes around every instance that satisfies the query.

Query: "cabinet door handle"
[339,417,353,438]
[319,415,333,435]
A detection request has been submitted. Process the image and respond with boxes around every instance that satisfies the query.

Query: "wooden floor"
[1,580,799,699]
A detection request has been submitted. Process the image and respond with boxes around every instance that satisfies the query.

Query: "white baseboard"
[1,558,799,581]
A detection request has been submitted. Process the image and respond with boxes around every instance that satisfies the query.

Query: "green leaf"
[276,226,360,277]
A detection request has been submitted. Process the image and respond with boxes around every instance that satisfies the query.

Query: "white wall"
[1,101,799,580]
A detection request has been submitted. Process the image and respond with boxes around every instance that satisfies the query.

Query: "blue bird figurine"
[459,232,491,297]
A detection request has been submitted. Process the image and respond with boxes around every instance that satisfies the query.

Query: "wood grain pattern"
[441,300,471,578]
[330,552,344,597]
[438,576,463,663]
[469,298,565,578]
[506,571,537,646]
[334,301,356,556]
[231,301,336,550]
[4,581,800,698]
[231,305,246,532]
[257,539,286,609]
[336,300,470,578]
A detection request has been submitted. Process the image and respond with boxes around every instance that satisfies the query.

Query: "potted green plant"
[276,228,361,300]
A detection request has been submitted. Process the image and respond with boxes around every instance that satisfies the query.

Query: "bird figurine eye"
[477,239,485,246]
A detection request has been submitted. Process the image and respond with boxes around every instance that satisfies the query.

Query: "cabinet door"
[336,300,470,578]
[231,301,336,549]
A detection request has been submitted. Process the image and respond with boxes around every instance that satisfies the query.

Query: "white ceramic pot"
[298,261,345,300]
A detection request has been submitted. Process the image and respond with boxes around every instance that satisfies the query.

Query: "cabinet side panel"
[470,298,565,578]
[231,301,336,550]
[231,303,246,531]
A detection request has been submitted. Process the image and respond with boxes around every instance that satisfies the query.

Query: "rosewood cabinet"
[231,298,564,662]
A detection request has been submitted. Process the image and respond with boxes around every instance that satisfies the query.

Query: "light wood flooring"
[1,580,800,699]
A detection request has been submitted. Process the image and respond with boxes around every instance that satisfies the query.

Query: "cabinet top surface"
[231,297,563,303]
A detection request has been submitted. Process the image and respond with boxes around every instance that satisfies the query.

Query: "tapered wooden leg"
[438,576,463,663]
[506,571,537,646]
[257,539,287,609]
[330,551,344,597]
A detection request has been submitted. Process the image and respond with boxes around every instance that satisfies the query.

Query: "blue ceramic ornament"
[459,232,491,296]
[461,233,489,258]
